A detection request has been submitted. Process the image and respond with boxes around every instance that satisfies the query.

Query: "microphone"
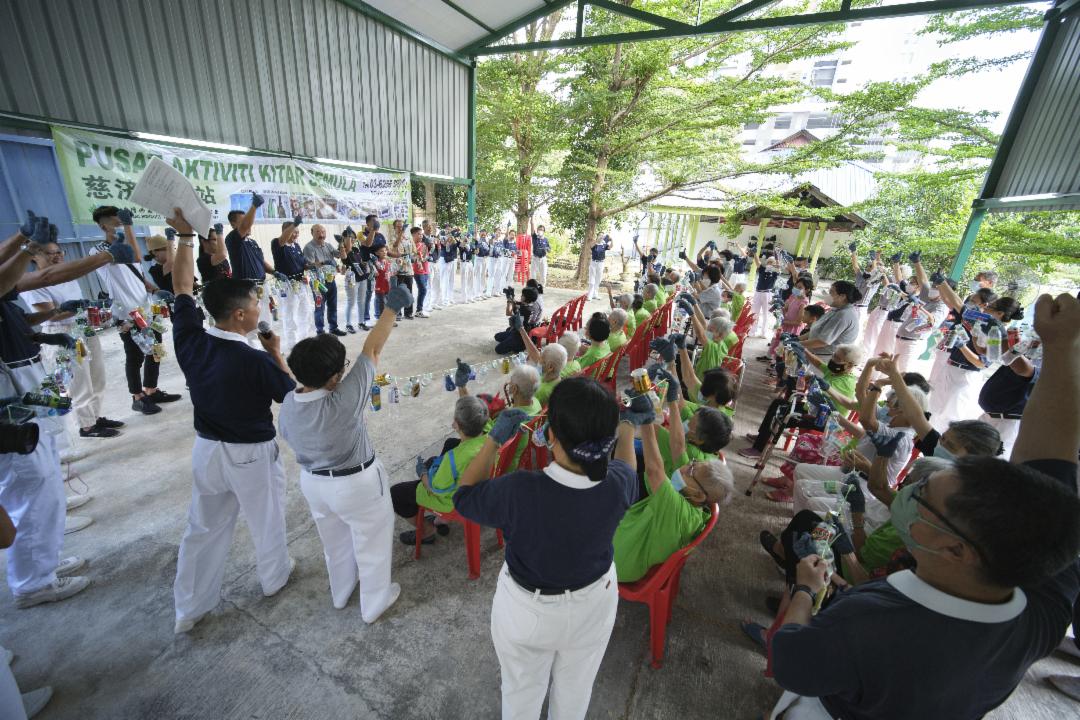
[257,320,273,338]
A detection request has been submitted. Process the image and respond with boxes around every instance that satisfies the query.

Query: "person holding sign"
[164,208,297,635]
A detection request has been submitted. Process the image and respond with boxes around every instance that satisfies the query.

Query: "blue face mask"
[876,405,891,425]
[682,420,691,435]
[792,288,803,298]
[669,468,686,492]
[933,443,955,461]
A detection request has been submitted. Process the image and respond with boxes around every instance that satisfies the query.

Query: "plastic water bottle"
[370,384,381,412]
[796,368,807,393]
[985,324,1003,364]
[822,412,843,462]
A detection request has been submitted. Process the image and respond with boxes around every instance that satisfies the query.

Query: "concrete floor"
[2,285,1077,719]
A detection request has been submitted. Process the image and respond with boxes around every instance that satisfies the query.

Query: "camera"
[503,287,516,301]
[0,399,40,455]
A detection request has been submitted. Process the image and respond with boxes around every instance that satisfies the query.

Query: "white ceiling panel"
[363,0,549,52]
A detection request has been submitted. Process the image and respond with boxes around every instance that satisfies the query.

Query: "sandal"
[765,489,793,503]
[763,476,791,490]
[740,620,767,649]
[759,530,785,567]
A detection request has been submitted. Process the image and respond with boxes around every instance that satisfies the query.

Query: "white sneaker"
[56,556,87,577]
[21,687,53,719]
[174,612,206,634]
[65,494,92,511]
[64,515,93,534]
[59,447,91,463]
[3,646,13,665]
[264,557,296,597]
[14,576,91,609]
[362,582,401,624]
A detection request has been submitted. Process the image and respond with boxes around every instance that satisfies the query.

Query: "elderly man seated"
[516,322,568,406]
[641,283,660,314]
[614,377,733,582]
[577,312,612,369]
[680,297,737,377]
[390,395,490,545]
[559,331,583,378]
[607,308,629,351]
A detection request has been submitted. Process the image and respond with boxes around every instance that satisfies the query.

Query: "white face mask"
[669,468,686,492]
[928,288,940,300]
[969,280,981,293]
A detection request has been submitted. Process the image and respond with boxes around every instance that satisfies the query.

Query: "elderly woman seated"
[516,322,568,406]
[559,331,583,377]
[632,293,650,328]
[607,308,629,351]
[614,373,733,582]
[391,396,490,545]
[642,283,660,313]
[680,298,737,377]
[577,312,612,368]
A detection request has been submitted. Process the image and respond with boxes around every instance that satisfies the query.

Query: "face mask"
[792,288,803,298]
[696,391,707,404]
[669,468,686,492]
[682,420,691,435]
[933,443,955,461]
[876,405,891,425]
[891,483,946,555]
[927,288,940,300]
[969,280,981,293]
[827,360,845,374]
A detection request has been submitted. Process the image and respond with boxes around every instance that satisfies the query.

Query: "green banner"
[51,126,410,226]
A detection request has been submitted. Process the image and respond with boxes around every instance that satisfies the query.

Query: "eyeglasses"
[910,477,987,560]
[341,359,351,371]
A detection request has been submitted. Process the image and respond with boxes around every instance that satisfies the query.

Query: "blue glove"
[842,473,866,514]
[677,299,693,315]
[509,313,523,331]
[489,408,529,445]
[383,285,414,313]
[213,222,224,236]
[670,333,686,349]
[153,290,175,303]
[908,250,922,264]
[20,210,36,238]
[650,337,676,363]
[415,455,427,479]
[454,358,471,389]
[164,227,176,242]
[108,242,135,264]
[117,208,134,226]
[706,241,717,250]
[250,192,265,208]
[678,292,697,306]
[620,391,655,426]
[889,252,903,264]
[49,224,58,244]
[814,376,831,392]
[59,300,84,314]
[343,225,356,238]
[32,332,76,350]
[848,241,858,252]
[33,217,50,244]
[648,365,680,403]
[678,248,688,260]
[867,430,903,458]
[292,214,303,227]
[930,270,946,285]
[273,271,289,282]
[832,522,855,556]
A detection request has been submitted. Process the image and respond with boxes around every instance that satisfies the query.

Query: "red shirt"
[374,258,392,295]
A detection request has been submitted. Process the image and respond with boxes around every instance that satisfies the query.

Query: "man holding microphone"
[165,208,297,635]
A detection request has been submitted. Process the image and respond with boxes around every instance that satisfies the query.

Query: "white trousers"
[43,333,107,429]
[750,291,773,337]
[854,304,869,339]
[927,348,949,393]
[862,308,888,354]
[280,289,301,354]
[461,261,477,301]
[587,260,604,299]
[928,364,984,433]
[770,691,833,720]
[484,257,498,296]
[872,320,901,360]
[979,413,1021,460]
[0,426,64,596]
[297,285,316,338]
[494,257,513,294]
[173,436,290,624]
[491,563,618,720]
[0,651,26,720]
[299,463,394,618]
[893,336,920,374]
[428,264,441,311]
[792,463,889,534]
[437,260,456,306]
[531,256,548,286]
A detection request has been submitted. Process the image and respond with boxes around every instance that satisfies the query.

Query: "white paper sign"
[130,157,213,235]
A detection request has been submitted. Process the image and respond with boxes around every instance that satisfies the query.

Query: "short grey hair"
[540,343,567,375]
[833,343,864,367]
[946,420,1003,457]
[697,460,735,505]
[888,385,929,415]
[643,282,658,298]
[608,308,628,331]
[454,396,489,437]
[558,331,581,360]
[710,308,731,320]
[707,317,734,338]
[510,364,541,400]
[617,293,633,309]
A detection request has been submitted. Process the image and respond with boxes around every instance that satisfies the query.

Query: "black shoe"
[759,530,785,568]
[765,595,782,615]
[346,325,357,334]
[405,315,414,320]
[399,530,435,546]
[425,515,451,536]
[95,417,125,429]
[146,389,181,403]
[359,324,372,331]
[316,330,325,335]
[132,398,162,415]
[330,329,347,337]
[80,426,120,438]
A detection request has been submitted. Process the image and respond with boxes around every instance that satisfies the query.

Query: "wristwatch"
[19,243,33,256]
[790,584,816,601]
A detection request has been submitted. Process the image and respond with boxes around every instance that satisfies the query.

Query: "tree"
[410,180,467,227]
[475,10,569,235]
[550,0,852,284]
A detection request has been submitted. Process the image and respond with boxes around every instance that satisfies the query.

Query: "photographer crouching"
[494,286,541,355]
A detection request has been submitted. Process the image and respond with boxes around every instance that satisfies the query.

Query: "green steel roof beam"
[586,0,695,31]
[440,0,496,33]
[472,0,1033,55]
[461,0,578,55]
[334,1,472,66]
[710,0,781,23]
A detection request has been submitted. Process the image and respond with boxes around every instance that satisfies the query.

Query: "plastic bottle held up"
[370,384,381,412]
[795,368,807,393]
[985,324,1003,364]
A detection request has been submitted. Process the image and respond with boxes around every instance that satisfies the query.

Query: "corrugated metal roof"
[363,0,548,52]
[983,9,1080,212]
[0,0,468,178]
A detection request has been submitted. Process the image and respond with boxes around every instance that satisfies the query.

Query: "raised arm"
[164,209,196,297]
[640,422,669,494]
[614,417,637,469]
[1011,293,1079,465]
[238,195,258,238]
[849,245,862,275]
[362,285,409,366]
[936,277,965,313]
[16,252,112,293]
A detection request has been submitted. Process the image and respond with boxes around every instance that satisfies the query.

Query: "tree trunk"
[423,180,437,224]
[575,211,597,285]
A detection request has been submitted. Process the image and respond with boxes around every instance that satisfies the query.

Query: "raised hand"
[678,292,697,306]
[489,408,528,445]
[848,241,858,252]
[649,364,680,403]
[670,333,686,349]
[383,285,414,313]
[20,210,37,238]
[454,358,472,389]
[842,472,866,514]
[117,208,134,226]
[164,227,177,242]
[107,242,136,264]
[649,337,676,363]
[620,391,655,426]
[293,214,303,227]
[889,252,903,264]
[32,217,50,245]
[867,429,903,458]
[930,270,946,285]
[908,250,922,264]
[677,299,694,315]
[250,191,265,209]
[415,455,427,479]
[678,248,687,260]
[213,222,224,236]
[49,224,58,243]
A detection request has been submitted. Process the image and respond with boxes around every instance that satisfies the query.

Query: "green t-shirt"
[634,307,651,327]
[624,311,637,335]
[415,435,487,514]
[613,478,708,582]
[858,519,903,573]
[820,365,857,410]
[694,339,725,378]
[654,286,668,305]
[730,292,746,319]
[608,330,627,351]
[654,425,715,478]
[536,376,560,406]
[483,397,544,472]
[561,359,582,378]
[642,298,658,314]
[578,339,611,369]
[680,400,734,423]
[719,331,738,357]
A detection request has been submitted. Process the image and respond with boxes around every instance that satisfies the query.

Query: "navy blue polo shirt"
[271,239,306,278]
[225,230,266,281]
[732,256,749,273]
[454,459,638,589]
[591,238,610,262]
[948,338,980,371]
[500,240,516,257]
[532,233,550,258]
[0,290,40,363]
[172,294,295,443]
[979,364,1037,416]
[358,233,387,263]
[756,268,780,291]
[772,458,1079,720]
[440,240,458,262]
[476,240,491,258]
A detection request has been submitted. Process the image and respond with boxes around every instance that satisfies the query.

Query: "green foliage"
[410,180,468,228]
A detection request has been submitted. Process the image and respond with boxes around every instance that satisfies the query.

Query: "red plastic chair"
[530,302,570,347]
[569,294,588,331]
[618,503,720,668]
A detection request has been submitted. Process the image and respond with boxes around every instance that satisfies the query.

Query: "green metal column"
[688,215,700,257]
[466,61,477,231]
[793,221,809,256]
[809,221,828,273]
[950,207,986,280]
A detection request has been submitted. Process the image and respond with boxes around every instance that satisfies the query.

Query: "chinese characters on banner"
[51,126,411,226]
